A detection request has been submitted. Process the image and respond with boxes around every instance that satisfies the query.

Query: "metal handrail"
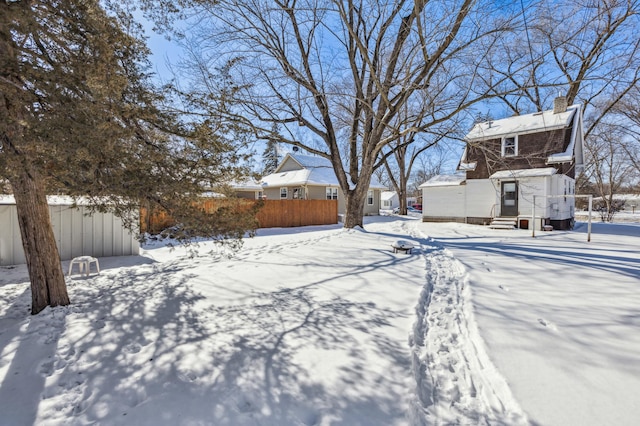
[489,203,498,219]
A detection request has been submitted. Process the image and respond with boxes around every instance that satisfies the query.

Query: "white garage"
[0,195,139,266]
[419,174,468,222]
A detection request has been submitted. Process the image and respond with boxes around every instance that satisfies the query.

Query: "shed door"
[501,181,518,216]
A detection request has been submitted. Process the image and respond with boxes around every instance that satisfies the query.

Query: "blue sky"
[134,10,186,84]
[135,10,473,176]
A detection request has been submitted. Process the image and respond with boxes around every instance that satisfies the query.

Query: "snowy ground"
[0,216,639,425]
[414,220,640,426]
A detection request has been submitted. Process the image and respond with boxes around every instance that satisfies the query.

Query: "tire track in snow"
[405,222,530,425]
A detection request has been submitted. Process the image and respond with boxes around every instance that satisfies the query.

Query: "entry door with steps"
[501,181,518,216]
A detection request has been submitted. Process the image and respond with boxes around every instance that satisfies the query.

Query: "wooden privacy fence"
[141,199,338,233]
[257,200,338,228]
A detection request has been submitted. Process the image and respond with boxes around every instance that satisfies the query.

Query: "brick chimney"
[553,96,568,114]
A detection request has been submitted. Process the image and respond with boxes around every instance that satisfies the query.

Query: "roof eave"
[465,105,580,142]
[466,122,571,142]
[457,162,477,171]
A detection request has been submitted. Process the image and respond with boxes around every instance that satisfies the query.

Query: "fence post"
[532,195,536,238]
[587,195,592,242]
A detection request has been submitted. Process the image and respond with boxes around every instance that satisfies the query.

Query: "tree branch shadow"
[203,286,412,425]
[1,255,416,425]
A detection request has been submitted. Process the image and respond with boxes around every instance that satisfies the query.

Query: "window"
[326,187,338,200]
[280,187,288,199]
[257,191,263,200]
[367,190,374,205]
[502,136,517,157]
[503,183,516,206]
[293,188,300,199]
[383,200,390,207]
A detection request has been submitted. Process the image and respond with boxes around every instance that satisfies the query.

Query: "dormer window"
[502,136,518,157]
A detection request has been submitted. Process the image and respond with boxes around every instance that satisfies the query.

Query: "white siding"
[516,175,574,221]
[516,176,551,217]
[277,156,302,172]
[363,189,381,215]
[549,175,575,220]
[465,180,497,218]
[381,192,399,210]
[423,185,466,218]
[0,204,139,266]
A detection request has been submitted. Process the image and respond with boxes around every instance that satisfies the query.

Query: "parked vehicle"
[393,205,422,214]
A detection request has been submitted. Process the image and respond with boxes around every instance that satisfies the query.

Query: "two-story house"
[420,97,584,230]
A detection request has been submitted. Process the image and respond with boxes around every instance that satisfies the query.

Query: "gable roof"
[381,191,398,201]
[461,104,584,171]
[262,153,386,189]
[263,153,337,187]
[281,153,334,170]
[466,104,580,142]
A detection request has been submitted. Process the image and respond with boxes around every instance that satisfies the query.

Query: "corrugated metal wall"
[0,204,139,266]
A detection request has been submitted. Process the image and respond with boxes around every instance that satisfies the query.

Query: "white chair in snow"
[68,256,100,277]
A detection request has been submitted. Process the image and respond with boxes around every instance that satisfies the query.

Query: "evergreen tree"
[262,139,280,175]
[0,0,257,314]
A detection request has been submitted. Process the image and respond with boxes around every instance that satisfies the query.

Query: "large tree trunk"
[9,168,70,315]
[398,186,407,215]
[2,15,69,314]
[343,183,370,229]
[397,169,408,215]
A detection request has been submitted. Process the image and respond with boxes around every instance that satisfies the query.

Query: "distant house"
[421,97,584,230]
[0,195,138,266]
[229,180,264,200]
[261,153,385,215]
[380,191,419,212]
[381,191,399,212]
[591,194,640,213]
[200,180,263,200]
[616,195,640,212]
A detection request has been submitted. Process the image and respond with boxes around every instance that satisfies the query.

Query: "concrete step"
[489,217,517,229]
[489,223,516,229]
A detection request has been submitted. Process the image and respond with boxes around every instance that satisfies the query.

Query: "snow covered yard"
[0,216,639,425]
[0,218,427,425]
[415,220,640,426]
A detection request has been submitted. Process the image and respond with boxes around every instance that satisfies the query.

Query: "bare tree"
[372,166,391,191]
[482,0,640,125]
[475,0,640,215]
[411,146,452,193]
[583,123,635,221]
[381,130,448,215]
[180,0,514,228]
[614,87,640,175]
